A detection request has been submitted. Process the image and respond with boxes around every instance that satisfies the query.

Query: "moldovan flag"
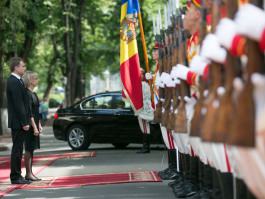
[120,0,143,113]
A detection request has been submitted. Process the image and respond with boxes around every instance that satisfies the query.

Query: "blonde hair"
[22,71,38,88]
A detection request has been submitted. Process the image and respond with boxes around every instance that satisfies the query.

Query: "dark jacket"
[27,90,41,126]
[6,75,30,130]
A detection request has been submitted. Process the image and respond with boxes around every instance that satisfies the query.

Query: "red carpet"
[20,171,161,189]
[0,151,96,183]
[0,151,96,197]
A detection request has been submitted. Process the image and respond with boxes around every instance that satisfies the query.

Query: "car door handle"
[85,113,92,119]
[114,112,121,116]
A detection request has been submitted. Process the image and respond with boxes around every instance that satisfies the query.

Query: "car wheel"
[112,143,129,149]
[67,125,90,151]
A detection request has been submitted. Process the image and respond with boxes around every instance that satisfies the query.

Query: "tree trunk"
[43,35,61,101]
[0,4,4,135]
[62,0,84,106]
[43,83,53,101]
[73,0,84,100]
[76,70,82,98]
[62,0,74,106]
[20,19,35,62]
[0,56,3,135]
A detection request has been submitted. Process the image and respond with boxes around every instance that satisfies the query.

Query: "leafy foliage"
[0,0,166,96]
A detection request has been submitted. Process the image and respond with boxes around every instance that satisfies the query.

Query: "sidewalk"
[0,134,11,152]
[0,117,54,152]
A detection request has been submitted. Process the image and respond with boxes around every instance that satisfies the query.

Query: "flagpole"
[138,13,149,73]
[138,11,154,105]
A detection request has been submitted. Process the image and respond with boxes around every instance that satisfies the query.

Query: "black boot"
[189,156,199,186]
[168,151,184,187]
[170,153,188,189]
[162,150,183,178]
[137,134,150,153]
[219,172,233,199]
[183,153,191,178]
[201,164,213,196]
[247,186,256,199]
[236,178,247,199]
[235,179,257,199]
[168,153,189,182]
[209,168,222,199]
[191,163,217,199]
[172,156,198,198]
[159,149,179,180]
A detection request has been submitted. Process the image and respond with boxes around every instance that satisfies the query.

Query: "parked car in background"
[53,91,162,150]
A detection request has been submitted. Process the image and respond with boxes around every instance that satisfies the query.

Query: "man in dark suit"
[6,57,31,184]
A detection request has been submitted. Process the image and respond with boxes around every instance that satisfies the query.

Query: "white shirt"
[11,73,21,80]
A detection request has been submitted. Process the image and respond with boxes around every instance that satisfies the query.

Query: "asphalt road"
[1,127,177,199]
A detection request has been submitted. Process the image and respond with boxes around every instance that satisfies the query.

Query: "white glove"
[217,87,226,97]
[233,77,244,93]
[165,75,175,87]
[145,72,152,80]
[184,96,196,104]
[235,3,265,41]
[215,18,238,50]
[173,78,180,85]
[189,55,209,76]
[162,73,174,87]
[170,67,177,79]
[160,72,170,88]
[184,96,197,120]
[200,34,227,64]
[251,73,265,89]
[251,73,265,131]
[170,64,190,81]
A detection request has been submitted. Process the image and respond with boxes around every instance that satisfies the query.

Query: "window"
[82,95,113,109]
[82,99,96,109]
[111,95,131,109]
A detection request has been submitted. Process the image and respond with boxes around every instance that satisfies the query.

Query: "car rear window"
[112,95,131,109]
[82,95,112,109]
[81,93,132,110]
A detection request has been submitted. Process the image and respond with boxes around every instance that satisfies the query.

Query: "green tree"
[0,0,167,134]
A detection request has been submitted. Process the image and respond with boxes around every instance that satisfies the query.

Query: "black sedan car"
[53,91,162,150]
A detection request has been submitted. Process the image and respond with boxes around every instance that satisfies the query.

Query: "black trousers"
[10,129,25,181]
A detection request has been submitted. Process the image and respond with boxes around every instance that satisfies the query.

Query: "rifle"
[165,35,175,130]
[153,11,165,123]
[213,0,242,143]
[201,0,224,142]
[161,4,173,127]
[169,86,180,129]
[153,40,165,123]
[169,11,181,130]
[161,31,172,127]
[227,0,265,147]
[190,0,209,137]
[160,34,170,127]
[201,62,223,141]
[166,7,180,130]
[174,12,190,133]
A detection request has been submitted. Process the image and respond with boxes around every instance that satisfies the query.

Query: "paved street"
[0,127,176,199]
